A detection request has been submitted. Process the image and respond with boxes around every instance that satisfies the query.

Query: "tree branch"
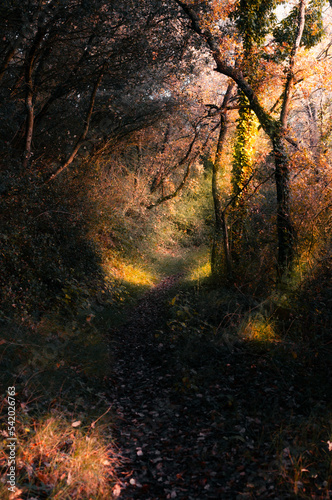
[147,160,193,209]
[174,0,277,139]
[47,63,106,182]
[22,24,49,168]
[280,0,306,127]
[147,119,213,209]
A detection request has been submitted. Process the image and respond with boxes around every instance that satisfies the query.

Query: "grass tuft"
[240,313,278,342]
[275,418,332,498]
[184,246,211,283]
[1,416,120,500]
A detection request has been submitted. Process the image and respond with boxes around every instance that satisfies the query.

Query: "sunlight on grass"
[186,247,211,282]
[0,416,120,500]
[240,314,278,342]
[104,254,156,287]
[189,260,211,281]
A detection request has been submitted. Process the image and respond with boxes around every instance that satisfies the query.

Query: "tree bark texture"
[211,83,234,280]
[22,25,48,168]
[280,0,306,128]
[273,133,295,276]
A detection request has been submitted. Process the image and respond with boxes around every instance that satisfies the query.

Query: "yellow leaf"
[170,295,178,306]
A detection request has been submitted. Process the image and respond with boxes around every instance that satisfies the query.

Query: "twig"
[90,406,112,429]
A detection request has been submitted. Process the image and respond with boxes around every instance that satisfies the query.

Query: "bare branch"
[174,0,277,139]
[47,63,106,182]
[147,160,193,209]
[147,118,214,209]
[280,0,306,127]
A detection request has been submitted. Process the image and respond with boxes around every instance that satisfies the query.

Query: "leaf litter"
[106,276,332,499]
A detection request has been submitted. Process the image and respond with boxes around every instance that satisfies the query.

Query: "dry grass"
[1,416,121,500]
[103,253,157,287]
[240,313,278,342]
[275,419,332,498]
[185,246,211,283]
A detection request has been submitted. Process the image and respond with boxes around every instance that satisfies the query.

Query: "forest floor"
[106,274,332,499]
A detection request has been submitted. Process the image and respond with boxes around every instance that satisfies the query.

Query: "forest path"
[105,275,273,500]
[105,274,329,499]
[106,274,229,499]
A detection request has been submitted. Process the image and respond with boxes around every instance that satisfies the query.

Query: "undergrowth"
[0,414,120,500]
[153,272,332,498]
[0,146,331,498]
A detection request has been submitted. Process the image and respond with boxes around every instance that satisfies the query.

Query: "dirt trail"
[106,276,326,499]
[106,275,229,499]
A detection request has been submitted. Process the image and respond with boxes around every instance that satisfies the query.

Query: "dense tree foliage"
[0,0,196,171]
[175,0,329,280]
[0,0,330,315]
[1,1,332,499]
[0,0,331,326]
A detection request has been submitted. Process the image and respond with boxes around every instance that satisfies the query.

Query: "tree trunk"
[211,201,232,280]
[23,87,34,169]
[211,83,234,280]
[175,0,306,279]
[21,24,49,168]
[273,0,305,278]
[211,113,232,280]
[273,133,294,278]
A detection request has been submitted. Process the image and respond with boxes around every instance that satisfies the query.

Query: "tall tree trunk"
[211,193,232,280]
[230,92,257,263]
[280,0,306,128]
[273,0,305,279]
[22,25,48,168]
[211,83,234,281]
[273,132,294,278]
[174,0,306,280]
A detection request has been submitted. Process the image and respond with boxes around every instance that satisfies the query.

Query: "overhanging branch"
[46,62,106,182]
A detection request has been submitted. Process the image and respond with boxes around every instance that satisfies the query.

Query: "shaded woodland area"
[0,0,331,498]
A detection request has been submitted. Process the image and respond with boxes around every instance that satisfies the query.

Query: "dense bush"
[0,162,102,319]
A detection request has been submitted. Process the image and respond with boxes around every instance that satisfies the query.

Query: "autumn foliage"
[0,0,332,498]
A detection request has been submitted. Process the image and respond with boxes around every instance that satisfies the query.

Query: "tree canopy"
[1,2,332,499]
